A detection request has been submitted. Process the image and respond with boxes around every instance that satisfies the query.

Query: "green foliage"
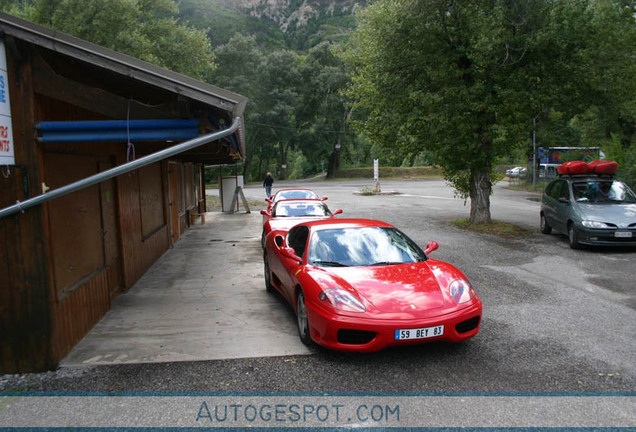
[8,0,215,79]
[4,0,633,197]
[603,134,636,189]
[334,165,443,179]
[339,0,636,222]
[178,0,249,47]
[286,149,309,180]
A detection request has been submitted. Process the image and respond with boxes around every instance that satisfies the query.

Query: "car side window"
[558,181,570,200]
[547,180,568,201]
[287,226,309,258]
[547,181,560,200]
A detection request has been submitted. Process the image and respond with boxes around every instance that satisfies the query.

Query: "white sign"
[373,159,379,182]
[0,40,15,166]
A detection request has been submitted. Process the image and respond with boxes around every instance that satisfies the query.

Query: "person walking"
[263,172,274,198]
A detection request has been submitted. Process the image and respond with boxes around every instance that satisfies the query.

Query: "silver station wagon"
[540,175,636,248]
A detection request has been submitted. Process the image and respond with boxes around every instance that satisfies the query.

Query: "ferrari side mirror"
[333,209,343,215]
[282,247,302,263]
[322,197,328,201]
[425,241,439,255]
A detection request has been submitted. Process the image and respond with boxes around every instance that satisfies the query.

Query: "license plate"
[615,231,632,238]
[395,325,444,340]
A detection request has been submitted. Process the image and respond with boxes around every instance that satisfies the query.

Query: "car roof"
[274,198,324,206]
[275,188,316,194]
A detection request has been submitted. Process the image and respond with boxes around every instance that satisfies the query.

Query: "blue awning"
[36,119,200,142]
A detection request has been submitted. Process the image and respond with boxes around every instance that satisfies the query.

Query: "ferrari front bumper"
[305,300,482,352]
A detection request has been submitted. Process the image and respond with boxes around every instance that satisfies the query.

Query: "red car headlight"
[318,289,366,313]
[449,279,476,304]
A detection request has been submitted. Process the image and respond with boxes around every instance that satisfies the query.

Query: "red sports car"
[261,199,342,248]
[265,188,326,212]
[263,219,482,352]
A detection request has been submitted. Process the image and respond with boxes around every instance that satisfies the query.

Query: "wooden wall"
[118,163,171,289]
[34,94,122,369]
[1,44,204,374]
[0,167,54,372]
[0,53,54,372]
[51,266,117,362]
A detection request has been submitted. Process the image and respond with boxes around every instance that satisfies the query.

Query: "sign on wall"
[0,40,15,166]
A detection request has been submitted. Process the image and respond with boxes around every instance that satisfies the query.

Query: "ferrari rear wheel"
[296,290,313,346]
[264,256,274,292]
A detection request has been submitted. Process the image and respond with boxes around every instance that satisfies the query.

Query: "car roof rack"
[557,173,615,179]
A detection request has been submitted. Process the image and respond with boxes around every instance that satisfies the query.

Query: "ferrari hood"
[310,262,446,317]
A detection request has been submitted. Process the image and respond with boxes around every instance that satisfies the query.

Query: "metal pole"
[0,116,241,219]
[532,117,537,189]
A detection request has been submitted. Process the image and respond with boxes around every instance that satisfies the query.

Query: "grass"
[333,166,443,180]
[451,218,532,239]
[205,194,265,212]
[504,180,550,193]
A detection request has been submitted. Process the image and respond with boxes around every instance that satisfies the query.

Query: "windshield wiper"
[368,261,405,266]
[312,260,350,267]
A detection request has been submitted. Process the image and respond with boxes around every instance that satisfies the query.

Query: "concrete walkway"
[60,211,311,367]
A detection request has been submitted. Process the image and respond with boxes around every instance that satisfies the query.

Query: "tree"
[212,36,301,181]
[257,50,302,180]
[297,42,353,178]
[209,34,267,181]
[11,0,215,80]
[339,0,633,223]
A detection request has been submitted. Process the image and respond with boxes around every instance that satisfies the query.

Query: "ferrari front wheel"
[296,290,313,346]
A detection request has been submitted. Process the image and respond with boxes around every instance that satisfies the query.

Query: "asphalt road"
[2,178,634,395]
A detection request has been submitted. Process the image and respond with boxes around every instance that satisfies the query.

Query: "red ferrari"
[265,188,326,212]
[263,219,482,352]
[260,199,342,248]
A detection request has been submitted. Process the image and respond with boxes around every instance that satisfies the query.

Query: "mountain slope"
[179,0,366,49]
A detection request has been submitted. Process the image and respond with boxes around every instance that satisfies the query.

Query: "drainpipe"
[0,116,242,219]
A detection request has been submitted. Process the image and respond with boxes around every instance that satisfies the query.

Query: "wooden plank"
[0,53,54,373]
[44,152,103,294]
[31,52,177,120]
[117,165,169,289]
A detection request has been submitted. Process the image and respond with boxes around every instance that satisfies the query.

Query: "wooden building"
[0,12,248,373]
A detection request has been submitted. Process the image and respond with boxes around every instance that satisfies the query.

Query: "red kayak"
[588,160,618,175]
[556,160,590,175]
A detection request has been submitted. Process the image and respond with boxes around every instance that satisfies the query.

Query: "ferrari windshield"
[308,227,427,267]
[572,180,636,204]
[274,190,319,202]
[273,201,331,217]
